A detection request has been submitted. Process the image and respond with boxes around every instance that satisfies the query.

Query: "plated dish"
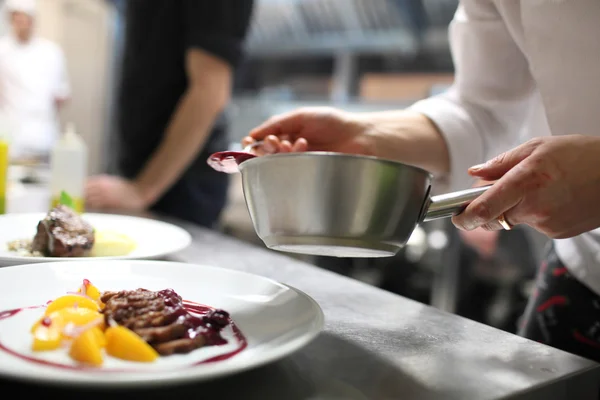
[0,260,324,387]
[7,204,137,258]
[3,279,244,369]
[0,208,191,267]
[7,192,136,258]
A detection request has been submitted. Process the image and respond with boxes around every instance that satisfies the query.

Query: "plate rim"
[0,259,325,387]
[0,213,193,263]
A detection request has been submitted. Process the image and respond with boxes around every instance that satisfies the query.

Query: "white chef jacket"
[0,34,70,160]
[409,0,600,295]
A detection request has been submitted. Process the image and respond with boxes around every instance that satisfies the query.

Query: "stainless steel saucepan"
[232,152,490,258]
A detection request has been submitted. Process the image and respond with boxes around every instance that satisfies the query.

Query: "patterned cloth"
[519,244,600,363]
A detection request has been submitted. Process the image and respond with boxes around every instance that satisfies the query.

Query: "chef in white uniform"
[0,0,70,161]
[244,0,600,363]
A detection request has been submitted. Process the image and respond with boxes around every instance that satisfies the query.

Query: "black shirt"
[117,0,254,178]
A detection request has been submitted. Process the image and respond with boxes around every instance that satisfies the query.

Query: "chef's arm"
[133,49,232,205]
[133,0,253,206]
[364,0,536,191]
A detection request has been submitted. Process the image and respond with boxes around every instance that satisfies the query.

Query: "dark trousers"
[519,244,600,363]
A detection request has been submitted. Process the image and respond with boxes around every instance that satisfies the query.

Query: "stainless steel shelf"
[246,0,422,58]
[247,31,419,58]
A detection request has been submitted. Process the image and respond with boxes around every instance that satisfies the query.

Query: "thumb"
[468,141,537,180]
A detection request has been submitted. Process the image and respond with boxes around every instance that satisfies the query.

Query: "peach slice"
[31,324,62,351]
[91,326,106,348]
[31,307,104,350]
[45,294,100,316]
[77,279,102,304]
[69,327,104,366]
[105,326,159,363]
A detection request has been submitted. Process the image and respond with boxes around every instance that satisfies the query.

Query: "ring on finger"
[497,213,513,231]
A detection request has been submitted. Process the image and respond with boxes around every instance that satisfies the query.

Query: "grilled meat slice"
[101,288,229,356]
[31,205,95,257]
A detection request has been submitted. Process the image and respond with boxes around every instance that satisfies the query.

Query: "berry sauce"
[156,289,230,346]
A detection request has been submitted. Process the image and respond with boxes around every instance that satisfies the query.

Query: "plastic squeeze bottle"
[0,114,9,214]
[50,122,87,213]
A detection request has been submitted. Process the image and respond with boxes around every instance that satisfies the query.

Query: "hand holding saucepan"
[452,135,600,238]
[241,106,375,156]
[242,108,600,240]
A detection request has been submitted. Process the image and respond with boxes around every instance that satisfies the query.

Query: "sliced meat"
[135,322,187,343]
[31,205,95,257]
[101,288,228,356]
[154,336,206,356]
[101,289,182,329]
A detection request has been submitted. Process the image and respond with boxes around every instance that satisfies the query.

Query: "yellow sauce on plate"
[91,230,137,257]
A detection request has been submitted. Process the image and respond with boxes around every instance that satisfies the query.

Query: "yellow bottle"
[50,122,87,213]
[0,114,9,214]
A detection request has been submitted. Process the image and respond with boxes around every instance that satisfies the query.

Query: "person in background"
[0,0,70,162]
[243,1,600,362]
[85,1,254,228]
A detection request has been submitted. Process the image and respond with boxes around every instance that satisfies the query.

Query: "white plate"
[0,260,324,387]
[0,213,192,266]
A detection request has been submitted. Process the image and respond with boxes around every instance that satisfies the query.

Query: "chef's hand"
[242,107,375,156]
[458,179,500,259]
[85,175,147,211]
[452,135,600,239]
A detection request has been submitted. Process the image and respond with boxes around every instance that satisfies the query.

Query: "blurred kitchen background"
[0,0,550,335]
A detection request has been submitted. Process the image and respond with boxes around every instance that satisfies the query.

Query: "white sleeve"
[53,47,71,100]
[409,0,536,191]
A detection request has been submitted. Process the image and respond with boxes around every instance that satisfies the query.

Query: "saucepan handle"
[423,184,492,222]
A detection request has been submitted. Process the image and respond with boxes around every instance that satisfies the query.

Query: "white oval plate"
[0,260,324,387]
[0,213,192,266]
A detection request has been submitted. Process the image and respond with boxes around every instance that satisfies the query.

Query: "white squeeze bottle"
[50,122,87,213]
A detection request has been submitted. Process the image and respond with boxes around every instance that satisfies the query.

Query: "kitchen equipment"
[238,152,490,258]
[246,0,420,57]
[207,141,263,173]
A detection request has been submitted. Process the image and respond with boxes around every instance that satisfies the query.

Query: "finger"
[85,182,107,197]
[263,135,283,153]
[279,140,293,153]
[478,209,519,232]
[452,214,505,231]
[252,143,269,156]
[474,178,496,187]
[241,136,255,147]
[452,166,527,231]
[85,194,102,209]
[291,138,308,152]
[479,219,505,231]
[84,184,101,198]
[85,186,110,208]
[249,110,304,140]
[468,140,539,180]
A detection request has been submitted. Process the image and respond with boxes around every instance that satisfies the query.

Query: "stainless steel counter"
[0,188,598,399]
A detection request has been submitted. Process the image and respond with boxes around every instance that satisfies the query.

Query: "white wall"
[0,2,7,36]
[35,0,116,175]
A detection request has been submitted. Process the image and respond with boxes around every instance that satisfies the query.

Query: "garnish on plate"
[28,279,236,367]
[58,190,75,209]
